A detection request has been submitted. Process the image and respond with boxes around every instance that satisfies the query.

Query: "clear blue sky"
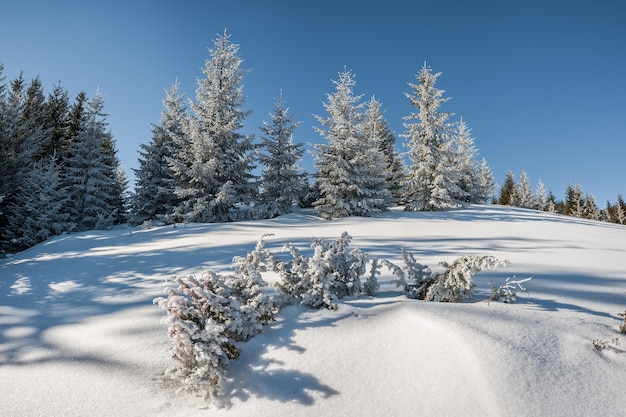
[2,0,624,204]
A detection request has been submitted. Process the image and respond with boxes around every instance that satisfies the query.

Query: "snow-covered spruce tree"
[425,255,510,302]
[512,170,536,209]
[131,81,187,225]
[402,64,465,211]
[0,75,46,250]
[257,92,308,217]
[62,92,122,231]
[451,118,496,203]
[313,69,393,219]
[565,182,585,218]
[273,232,369,309]
[7,156,74,248]
[363,96,405,204]
[170,31,256,223]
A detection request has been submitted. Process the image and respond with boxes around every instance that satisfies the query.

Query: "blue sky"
[2,0,624,204]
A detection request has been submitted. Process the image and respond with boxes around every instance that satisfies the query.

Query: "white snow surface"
[1,205,625,416]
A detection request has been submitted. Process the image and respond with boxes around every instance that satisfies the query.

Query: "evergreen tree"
[257,92,307,216]
[363,96,404,203]
[615,194,626,225]
[565,183,585,218]
[170,31,256,222]
[514,170,535,209]
[498,170,516,205]
[451,118,495,203]
[313,69,392,219]
[132,81,187,224]
[402,64,464,211]
[43,82,71,158]
[0,75,45,249]
[535,179,547,210]
[62,92,121,230]
[7,156,74,249]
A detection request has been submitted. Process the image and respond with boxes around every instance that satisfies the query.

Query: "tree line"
[0,64,127,254]
[130,31,495,226]
[9,31,621,254]
[496,169,626,224]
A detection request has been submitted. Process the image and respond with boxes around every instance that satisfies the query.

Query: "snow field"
[1,205,626,416]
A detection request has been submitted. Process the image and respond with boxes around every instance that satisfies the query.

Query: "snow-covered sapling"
[488,276,532,304]
[425,255,510,302]
[154,273,237,404]
[383,249,434,299]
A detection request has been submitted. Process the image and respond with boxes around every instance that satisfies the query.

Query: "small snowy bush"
[154,236,278,404]
[488,276,532,304]
[618,310,626,335]
[426,255,510,302]
[383,249,434,299]
[384,252,509,302]
[154,273,237,403]
[589,337,620,352]
[273,232,369,309]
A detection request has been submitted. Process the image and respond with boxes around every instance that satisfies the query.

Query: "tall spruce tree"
[363,96,404,203]
[62,92,122,231]
[132,81,187,224]
[402,64,464,211]
[257,92,307,216]
[313,68,392,219]
[451,118,495,203]
[170,31,256,222]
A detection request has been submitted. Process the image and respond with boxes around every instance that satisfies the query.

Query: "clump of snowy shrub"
[385,251,509,302]
[273,231,374,309]
[488,276,532,304]
[383,249,435,299]
[618,309,626,335]
[154,236,278,404]
[589,337,620,352]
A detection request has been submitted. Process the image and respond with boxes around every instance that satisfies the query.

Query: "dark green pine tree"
[497,170,516,206]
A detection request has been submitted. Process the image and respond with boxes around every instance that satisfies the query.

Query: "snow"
[1,204,625,416]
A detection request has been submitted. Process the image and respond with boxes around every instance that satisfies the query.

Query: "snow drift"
[1,205,625,416]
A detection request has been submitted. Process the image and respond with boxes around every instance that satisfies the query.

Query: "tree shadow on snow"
[222,305,343,407]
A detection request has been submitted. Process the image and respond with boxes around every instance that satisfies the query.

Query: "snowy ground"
[1,205,625,416]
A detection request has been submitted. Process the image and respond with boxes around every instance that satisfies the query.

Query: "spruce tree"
[132,81,187,224]
[313,69,392,219]
[402,64,464,211]
[514,170,535,209]
[363,96,404,204]
[170,31,256,222]
[62,92,121,230]
[257,92,307,217]
[8,156,73,249]
[498,170,516,205]
[451,118,495,204]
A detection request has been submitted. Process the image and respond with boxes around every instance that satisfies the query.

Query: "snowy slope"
[1,205,625,416]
